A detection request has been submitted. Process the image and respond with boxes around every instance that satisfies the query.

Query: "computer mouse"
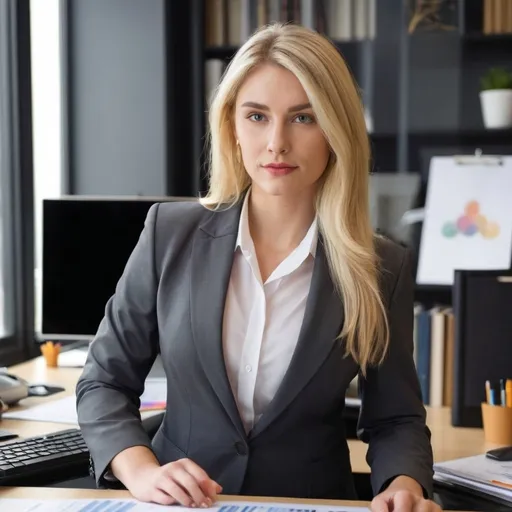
[0,373,29,405]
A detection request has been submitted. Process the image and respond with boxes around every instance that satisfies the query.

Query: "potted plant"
[480,67,512,129]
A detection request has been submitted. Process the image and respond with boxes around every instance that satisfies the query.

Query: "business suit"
[76,198,434,500]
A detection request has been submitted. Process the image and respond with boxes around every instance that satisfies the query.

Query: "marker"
[500,379,507,407]
[486,380,492,404]
[507,380,512,408]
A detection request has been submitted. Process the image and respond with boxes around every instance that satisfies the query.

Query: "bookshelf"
[198,1,512,179]
[200,0,380,182]
[191,0,512,308]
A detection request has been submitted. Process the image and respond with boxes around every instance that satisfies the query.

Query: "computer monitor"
[39,196,194,341]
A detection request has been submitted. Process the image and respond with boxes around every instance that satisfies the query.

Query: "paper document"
[2,395,78,424]
[3,378,168,423]
[0,498,169,511]
[58,348,89,368]
[434,454,512,502]
[140,378,167,410]
[0,499,370,512]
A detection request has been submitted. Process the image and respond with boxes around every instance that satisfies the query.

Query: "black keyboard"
[0,428,90,485]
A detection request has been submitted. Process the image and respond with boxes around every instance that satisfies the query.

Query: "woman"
[76,23,439,512]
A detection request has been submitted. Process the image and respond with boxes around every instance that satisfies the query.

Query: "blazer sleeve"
[76,203,160,486]
[356,245,434,498]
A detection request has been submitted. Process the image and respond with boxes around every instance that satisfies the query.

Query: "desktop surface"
[0,357,509,511]
[0,357,499,472]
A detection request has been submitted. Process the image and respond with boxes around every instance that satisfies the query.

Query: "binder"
[452,269,512,427]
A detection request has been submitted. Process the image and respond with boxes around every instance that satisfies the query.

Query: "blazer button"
[234,441,248,455]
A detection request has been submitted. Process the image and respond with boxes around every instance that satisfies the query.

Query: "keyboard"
[0,428,90,485]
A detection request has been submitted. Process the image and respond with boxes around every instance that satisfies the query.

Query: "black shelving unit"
[196,0,512,186]
[463,32,512,42]
[205,46,239,60]
[197,1,512,306]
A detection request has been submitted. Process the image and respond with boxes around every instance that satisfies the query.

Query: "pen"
[500,379,507,407]
[489,387,497,406]
[486,380,492,405]
[506,380,512,408]
[491,480,512,490]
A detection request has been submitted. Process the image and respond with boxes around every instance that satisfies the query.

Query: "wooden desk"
[1,357,505,474]
[0,487,368,507]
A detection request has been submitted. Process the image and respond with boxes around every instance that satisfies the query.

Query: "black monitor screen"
[41,197,174,339]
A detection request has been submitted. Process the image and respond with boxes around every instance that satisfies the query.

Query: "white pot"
[480,89,512,129]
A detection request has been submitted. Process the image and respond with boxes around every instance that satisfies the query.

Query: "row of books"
[483,0,512,34]
[413,305,455,408]
[205,0,377,47]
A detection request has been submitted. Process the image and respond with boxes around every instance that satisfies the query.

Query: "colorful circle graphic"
[456,215,473,232]
[441,201,500,239]
[475,214,487,230]
[464,200,480,218]
[481,221,500,239]
[442,222,458,238]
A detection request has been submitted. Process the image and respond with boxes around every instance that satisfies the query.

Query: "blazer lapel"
[249,240,345,438]
[189,201,246,439]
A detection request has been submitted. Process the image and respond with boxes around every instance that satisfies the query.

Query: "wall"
[68,0,166,195]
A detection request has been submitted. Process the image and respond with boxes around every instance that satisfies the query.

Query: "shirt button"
[234,441,248,456]
[245,365,252,373]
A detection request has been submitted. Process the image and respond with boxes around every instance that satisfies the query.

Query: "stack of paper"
[434,454,512,503]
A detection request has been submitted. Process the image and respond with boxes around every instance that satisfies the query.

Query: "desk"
[1,356,504,474]
[0,487,368,507]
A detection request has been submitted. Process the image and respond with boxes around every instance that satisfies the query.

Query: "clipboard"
[416,151,512,286]
[453,148,503,166]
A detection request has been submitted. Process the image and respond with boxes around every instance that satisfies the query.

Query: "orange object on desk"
[40,341,61,367]
[491,480,512,490]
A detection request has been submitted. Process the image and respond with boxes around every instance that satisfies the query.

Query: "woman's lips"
[263,163,298,176]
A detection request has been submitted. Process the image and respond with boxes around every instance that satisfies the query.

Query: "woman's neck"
[247,187,316,255]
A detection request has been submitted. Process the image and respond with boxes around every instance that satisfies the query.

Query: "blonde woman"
[77,23,438,512]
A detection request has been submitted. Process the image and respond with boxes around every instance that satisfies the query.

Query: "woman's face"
[234,63,331,199]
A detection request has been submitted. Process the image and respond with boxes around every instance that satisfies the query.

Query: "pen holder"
[481,403,512,444]
[40,341,61,368]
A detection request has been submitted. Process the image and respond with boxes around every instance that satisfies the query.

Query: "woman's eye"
[294,114,314,124]
[248,113,266,122]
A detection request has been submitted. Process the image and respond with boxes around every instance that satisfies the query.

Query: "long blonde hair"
[200,23,389,374]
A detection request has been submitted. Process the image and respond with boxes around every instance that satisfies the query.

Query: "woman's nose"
[267,124,289,154]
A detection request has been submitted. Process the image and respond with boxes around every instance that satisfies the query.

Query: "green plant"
[481,67,512,91]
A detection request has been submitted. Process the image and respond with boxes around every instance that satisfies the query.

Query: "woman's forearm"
[110,445,160,486]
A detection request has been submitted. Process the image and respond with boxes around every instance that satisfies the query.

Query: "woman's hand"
[371,476,442,512]
[125,457,222,507]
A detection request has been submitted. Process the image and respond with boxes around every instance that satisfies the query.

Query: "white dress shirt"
[222,193,317,433]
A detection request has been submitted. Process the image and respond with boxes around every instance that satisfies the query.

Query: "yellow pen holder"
[481,403,512,444]
[40,342,61,368]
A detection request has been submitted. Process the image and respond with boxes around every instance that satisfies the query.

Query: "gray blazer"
[76,199,434,500]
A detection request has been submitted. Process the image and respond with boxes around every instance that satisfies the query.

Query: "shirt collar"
[235,190,318,258]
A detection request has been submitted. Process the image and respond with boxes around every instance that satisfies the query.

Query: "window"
[30,0,63,337]
[0,138,8,339]
[0,3,14,341]
[0,0,36,364]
